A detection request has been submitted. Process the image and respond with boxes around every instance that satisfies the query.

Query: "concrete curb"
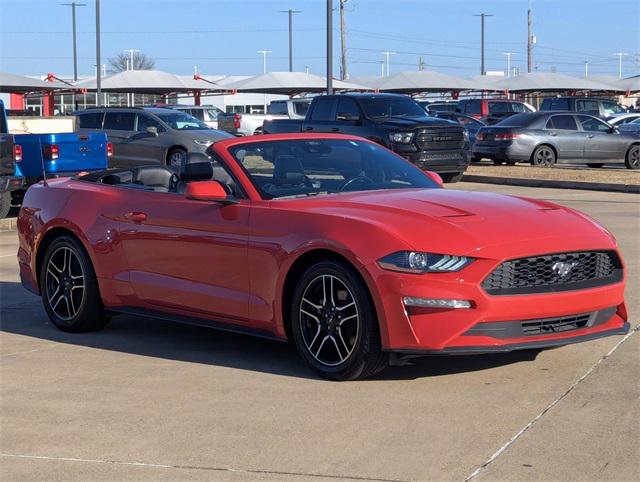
[462,174,640,194]
[0,217,18,232]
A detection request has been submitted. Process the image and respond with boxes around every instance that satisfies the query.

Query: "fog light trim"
[403,297,472,309]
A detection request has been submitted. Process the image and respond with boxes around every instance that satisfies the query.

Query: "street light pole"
[257,50,271,74]
[473,13,493,75]
[280,9,301,72]
[381,51,395,76]
[614,52,628,78]
[503,52,514,77]
[61,2,86,81]
[95,0,101,106]
[584,60,589,78]
[326,0,333,94]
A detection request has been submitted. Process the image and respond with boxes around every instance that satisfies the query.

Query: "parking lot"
[1,182,638,481]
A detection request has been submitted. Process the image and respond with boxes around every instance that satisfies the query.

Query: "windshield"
[155,112,210,130]
[358,97,426,119]
[230,139,438,199]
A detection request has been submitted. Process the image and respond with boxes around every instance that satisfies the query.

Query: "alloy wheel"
[169,149,186,168]
[45,246,85,321]
[627,146,640,169]
[299,274,359,367]
[534,147,555,166]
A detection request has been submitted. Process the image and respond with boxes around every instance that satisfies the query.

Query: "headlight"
[194,139,213,146]
[378,251,474,274]
[463,129,470,141]
[389,131,414,143]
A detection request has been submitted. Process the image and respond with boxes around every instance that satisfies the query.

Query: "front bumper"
[395,147,470,174]
[364,248,628,354]
[472,141,533,162]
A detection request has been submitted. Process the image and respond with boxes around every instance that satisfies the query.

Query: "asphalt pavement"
[1,182,638,481]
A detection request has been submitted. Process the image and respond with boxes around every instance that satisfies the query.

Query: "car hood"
[372,116,459,130]
[285,188,615,257]
[190,130,235,142]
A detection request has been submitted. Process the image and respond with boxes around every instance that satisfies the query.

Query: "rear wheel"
[505,160,517,166]
[0,192,11,219]
[290,260,387,381]
[440,172,464,183]
[531,145,556,167]
[587,163,605,168]
[625,145,640,169]
[40,236,109,333]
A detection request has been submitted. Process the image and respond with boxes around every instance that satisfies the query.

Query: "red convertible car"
[17,134,628,380]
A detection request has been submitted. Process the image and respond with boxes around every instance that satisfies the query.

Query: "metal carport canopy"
[221,72,369,95]
[490,72,624,92]
[0,71,67,93]
[373,71,476,93]
[73,70,222,93]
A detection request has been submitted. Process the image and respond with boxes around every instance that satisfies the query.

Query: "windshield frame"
[227,138,439,201]
[358,96,427,119]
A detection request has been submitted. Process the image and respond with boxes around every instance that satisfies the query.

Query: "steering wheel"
[338,176,375,192]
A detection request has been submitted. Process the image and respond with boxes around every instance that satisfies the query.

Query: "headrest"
[274,155,305,185]
[132,166,174,187]
[181,162,214,182]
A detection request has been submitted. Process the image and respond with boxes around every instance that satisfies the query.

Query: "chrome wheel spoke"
[336,301,355,312]
[339,313,357,326]
[46,246,85,321]
[301,297,322,311]
[330,336,346,363]
[300,309,320,324]
[315,335,329,358]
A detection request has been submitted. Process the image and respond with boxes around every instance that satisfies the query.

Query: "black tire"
[471,156,482,163]
[40,236,109,333]
[625,145,640,169]
[505,160,517,166]
[587,163,605,168]
[531,145,556,167]
[0,192,11,219]
[492,159,506,165]
[290,260,387,381]
[167,147,188,169]
[440,172,464,183]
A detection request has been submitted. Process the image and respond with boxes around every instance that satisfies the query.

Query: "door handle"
[331,127,340,132]
[304,126,313,131]
[124,212,147,222]
[587,134,595,138]
[549,131,557,136]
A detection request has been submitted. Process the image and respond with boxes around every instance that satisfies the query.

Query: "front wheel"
[531,145,556,167]
[40,236,109,333]
[291,260,387,380]
[440,172,464,183]
[625,145,640,169]
[167,148,188,169]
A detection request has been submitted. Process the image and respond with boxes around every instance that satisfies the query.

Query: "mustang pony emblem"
[552,261,579,278]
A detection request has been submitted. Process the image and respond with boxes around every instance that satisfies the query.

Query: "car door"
[331,97,363,135]
[116,182,250,321]
[577,115,623,160]
[303,97,338,132]
[102,112,137,167]
[132,113,166,164]
[544,114,584,160]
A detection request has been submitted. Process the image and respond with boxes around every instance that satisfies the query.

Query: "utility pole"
[257,50,271,74]
[382,51,395,76]
[584,60,589,77]
[124,48,139,70]
[503,52,514,77]
[326,0,333,94]
[473,13,493,75]
[527,1,533,73]
[614,52,628,78]
[95,0,101,106]
[418,56,426,71]
[380,61,384,77]
[280,9,301,72]
[339,0,348,80]
[61,2,86,81]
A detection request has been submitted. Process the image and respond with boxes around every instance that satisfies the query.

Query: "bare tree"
[107,52,156,73]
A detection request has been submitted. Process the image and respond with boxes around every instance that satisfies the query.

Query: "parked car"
[218,98,312,136]
[616,117,640,137]
[172,105,224,129]
[457,99,535,124]
[417,100,458,115]
[18,133,629,380]
[433,112,485,155]
[263,93,469,182]
[74,107,233,168]
[472,112,640,169]
[540,97,628,118]
[0,100,24,218]
[605,113,640,126]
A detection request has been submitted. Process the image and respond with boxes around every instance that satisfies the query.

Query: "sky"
[0,0,638,79]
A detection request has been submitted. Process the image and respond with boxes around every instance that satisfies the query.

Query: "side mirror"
[610,125,619,133]
[337,112,360,123]
[425,171,444,187]
[185,180,237,205]
[146,126,159,137]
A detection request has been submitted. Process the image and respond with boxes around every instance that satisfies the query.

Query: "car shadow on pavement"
[0,281,541,381]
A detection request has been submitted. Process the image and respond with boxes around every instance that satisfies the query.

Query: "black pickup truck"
[0,100,24,218]
[262,93,470,182]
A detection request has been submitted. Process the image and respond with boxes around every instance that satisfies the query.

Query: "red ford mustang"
[17,134,628,380]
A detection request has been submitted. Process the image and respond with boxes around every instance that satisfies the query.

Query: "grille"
[482,251,622,295]
[415,128,464,150]
[521,313,591,336]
